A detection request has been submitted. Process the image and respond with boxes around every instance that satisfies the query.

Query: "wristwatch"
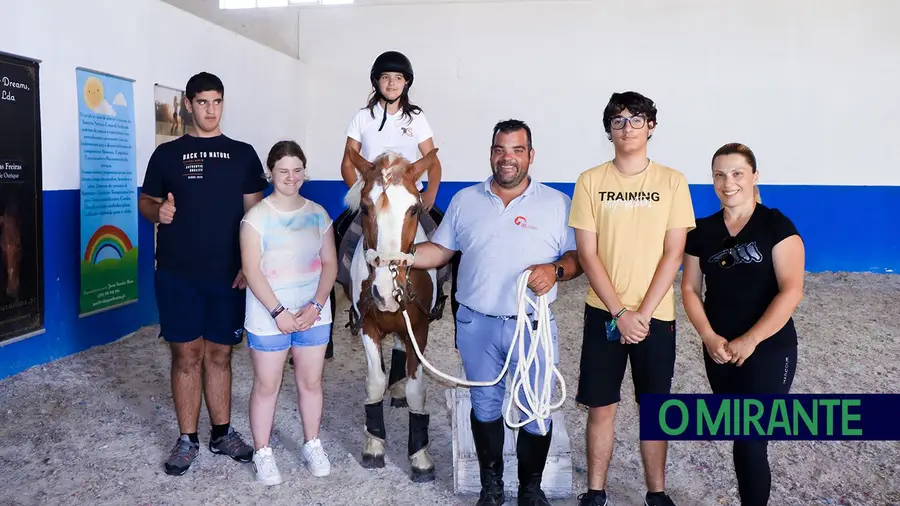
[554,263,564,280]
[311,301,324,313]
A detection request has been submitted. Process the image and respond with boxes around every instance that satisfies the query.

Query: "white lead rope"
[399,270,566,436]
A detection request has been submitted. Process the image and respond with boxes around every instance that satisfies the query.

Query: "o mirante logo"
[639,394,900,441]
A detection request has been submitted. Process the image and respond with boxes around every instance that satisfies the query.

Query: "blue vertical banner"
[75,67,138,317]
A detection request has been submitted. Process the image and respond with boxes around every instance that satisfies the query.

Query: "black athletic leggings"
[703,342,797,506]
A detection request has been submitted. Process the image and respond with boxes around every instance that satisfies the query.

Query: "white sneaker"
[252,447,283,486]
[299,437,331,477]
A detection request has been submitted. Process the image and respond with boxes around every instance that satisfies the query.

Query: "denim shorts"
[246,324,331,352]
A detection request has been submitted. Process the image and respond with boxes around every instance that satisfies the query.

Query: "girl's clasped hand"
[273,304,322,334]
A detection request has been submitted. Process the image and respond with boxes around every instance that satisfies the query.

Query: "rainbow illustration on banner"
[83,224,134,264]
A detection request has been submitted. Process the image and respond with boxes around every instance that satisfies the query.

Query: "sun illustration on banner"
[84,225,134,264]
[82,76,126,116]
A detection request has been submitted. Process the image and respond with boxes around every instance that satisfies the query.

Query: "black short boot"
[516,425,553,506]
[470,410,506,506]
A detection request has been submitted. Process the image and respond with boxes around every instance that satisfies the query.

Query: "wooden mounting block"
[444,363,573,499]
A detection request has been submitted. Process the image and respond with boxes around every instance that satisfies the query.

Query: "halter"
[350,189,444,328]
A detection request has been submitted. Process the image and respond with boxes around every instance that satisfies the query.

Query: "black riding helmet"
[370,50,414,89]
[370,51,414,131]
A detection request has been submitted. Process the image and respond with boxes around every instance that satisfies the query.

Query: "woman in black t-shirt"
[682,143,806,506]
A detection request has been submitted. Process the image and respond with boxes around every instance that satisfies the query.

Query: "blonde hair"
[713,142,762,208]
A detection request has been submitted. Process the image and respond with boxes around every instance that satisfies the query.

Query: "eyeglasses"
[719,236,738,268]
[610,115,646,130]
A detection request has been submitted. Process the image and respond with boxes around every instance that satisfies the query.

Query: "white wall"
[297,0,900,186]
[1,0,308,191]
[159,0,301,59]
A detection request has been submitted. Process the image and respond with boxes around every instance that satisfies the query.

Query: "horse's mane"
[343,151,411,212]
[344,177,364,212]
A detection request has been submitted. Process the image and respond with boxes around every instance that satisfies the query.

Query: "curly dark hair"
[602,91,658,139]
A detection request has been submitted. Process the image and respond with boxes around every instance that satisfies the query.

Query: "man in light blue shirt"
[413,119,581,506]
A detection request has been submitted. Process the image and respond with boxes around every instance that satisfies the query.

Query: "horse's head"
[345,146,439,313]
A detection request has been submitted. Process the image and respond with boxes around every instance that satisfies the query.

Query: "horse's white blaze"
[361,331,387,404]
[368,183,418,313]
[406,363,427,414]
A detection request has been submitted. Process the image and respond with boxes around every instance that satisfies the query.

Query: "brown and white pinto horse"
[342,147,441,483]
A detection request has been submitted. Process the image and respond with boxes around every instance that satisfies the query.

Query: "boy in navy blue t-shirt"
[139,72,267,476]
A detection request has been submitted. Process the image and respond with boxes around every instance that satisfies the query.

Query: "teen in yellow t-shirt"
[568,91,695,506]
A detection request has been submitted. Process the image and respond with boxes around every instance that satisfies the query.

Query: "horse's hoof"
[391,397,408,408]
[361,453,385,469]
[410,466,435,483]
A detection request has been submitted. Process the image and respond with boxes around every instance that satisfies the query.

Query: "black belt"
[460,303,541,329]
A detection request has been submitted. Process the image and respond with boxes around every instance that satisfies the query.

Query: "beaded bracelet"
[606,307,627,332]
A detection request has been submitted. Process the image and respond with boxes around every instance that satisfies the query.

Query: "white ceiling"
[161,0,547,58]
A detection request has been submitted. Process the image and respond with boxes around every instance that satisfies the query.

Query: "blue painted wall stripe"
[0,189,158,379]
[0,182,895,380]
[301,181,899,275]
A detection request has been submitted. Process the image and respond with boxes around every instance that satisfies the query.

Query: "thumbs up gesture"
[158,192,176,224]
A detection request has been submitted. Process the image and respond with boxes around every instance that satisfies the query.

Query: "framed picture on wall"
[0,51,45,342]
[154,84,196,144]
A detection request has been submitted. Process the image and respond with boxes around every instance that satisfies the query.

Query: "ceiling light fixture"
[219,0,353,8]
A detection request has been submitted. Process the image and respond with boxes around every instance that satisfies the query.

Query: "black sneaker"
[577,490,609,506]
[164,435,200,476]
[644,492,676,506]
[209,427,253,462]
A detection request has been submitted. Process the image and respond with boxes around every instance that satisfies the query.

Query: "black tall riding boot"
[470,410,506,506]
[516,425,553,506]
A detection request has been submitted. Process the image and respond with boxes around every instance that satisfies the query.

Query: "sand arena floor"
[0,272,898,506]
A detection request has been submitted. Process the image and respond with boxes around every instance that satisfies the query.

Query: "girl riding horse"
[328,50,458,406]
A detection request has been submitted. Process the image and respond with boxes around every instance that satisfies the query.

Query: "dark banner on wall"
[0,53,44,342]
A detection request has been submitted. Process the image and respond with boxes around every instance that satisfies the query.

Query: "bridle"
[360,191,423,312]
[347,191,444,337]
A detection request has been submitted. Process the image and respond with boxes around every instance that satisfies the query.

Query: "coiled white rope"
[399,270,566,436]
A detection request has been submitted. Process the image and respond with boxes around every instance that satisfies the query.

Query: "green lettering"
[841,399,862,436]
[698,399,729,436]
[767,399,791,436]
[792,399,817,435]
[659,400,688,435]
[743,399,765,435]
[820,399,840,435]
[733,396,739,436]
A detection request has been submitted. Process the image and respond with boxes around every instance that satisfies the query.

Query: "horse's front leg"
[388,334,408,408]
[405,320,435,483]
[361,324,387,469]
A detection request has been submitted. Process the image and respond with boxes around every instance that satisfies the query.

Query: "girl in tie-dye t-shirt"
[239,140,337,486]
